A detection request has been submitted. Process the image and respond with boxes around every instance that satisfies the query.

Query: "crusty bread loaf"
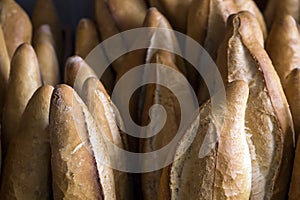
[64,55,97,91]
[106,0,147,31]
[148,0,192,32]
[265,0,299,29]
[32,0,62,60]
[33,25,60,86]
[289,135,300,200]
[159,80,251,200]
[50,84,116,199]
[187,0,265,104]
[0,0,32,59]
[140,50,183,200]
[75,18,100,59]
[2,43,42,155]
[266,15,300,141]
[0,25,10,123]
[74,18,115,94]
[217,11,295,200]
[0,85,53,200]
[82,77,133,200]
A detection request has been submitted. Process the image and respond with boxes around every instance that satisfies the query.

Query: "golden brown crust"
[1,43,42,155]
[0,85,53,200]
[140,50,183,200]
[0,0,32,59]
[266,15,300,140]
[33,25,60,86]
[82,77,132,200]
[32,0,62,60]
[289,136,300,200]
[265,0,299,29]
[50,84,116,200]
[75,18,100,58]
[64,56,97,90]
[148,0,192,32]
[0,25,10,122]
[161,80,251,200]
[217,11,295,200]
[106,0,147,31]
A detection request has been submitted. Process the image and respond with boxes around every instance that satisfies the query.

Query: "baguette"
[50,84,116,199]
[75,18,100,58]
[0,25,10,122]
[159,80,251,200]
[74,18,115,94]
[148,0,192,32]
[0,0,32,59]
[82,77,132,200]
[140,49,188,200]
[265,0,299,29]
[64,55,97,91]
[0,85,53,200]
[106,0,147,31]
[33,25,60,86]
[1,43,42,155]
[32,0,62,60]
[266,15,300,141]
[217,11,295,199]
[289,135,300,199]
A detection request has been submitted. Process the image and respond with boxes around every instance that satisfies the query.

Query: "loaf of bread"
[0,25,10,123]
[32,0,62,60]
[33,25,60,86]
[0,0,32,59]
[159,80,251,200]
[2,43,42,155]
[0,85,53,200]
[217,11,295,199]
[266,15,300,141]
[50,84,116,199]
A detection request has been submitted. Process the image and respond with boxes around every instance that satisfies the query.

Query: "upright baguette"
[64,55,97,91]
[265,0,299,28]
[82,77,132,200]
[33,25,60,86]
[140,50,184,200]
[74,18,115,94]
[148,0,192,32]
[32,0,62,60]
[106,0,147,31]
[0,85,53,200]
[289,135,300,199]
[266,15,300,141]
[0,0,32,59]
[75,18,100,58]
[0,25,10,122]
[50,84,116,199]
[159,80,251,200]
[1,43,42,155]
[217,11,295,199]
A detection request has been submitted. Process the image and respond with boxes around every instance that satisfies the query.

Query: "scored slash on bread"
[82,77,133,200]
[50,84,116,200]
[217,11,295,199]
[159,80,251,200]
[0,85,54,200]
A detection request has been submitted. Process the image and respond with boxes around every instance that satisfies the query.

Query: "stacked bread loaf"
[0,0,299,199]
